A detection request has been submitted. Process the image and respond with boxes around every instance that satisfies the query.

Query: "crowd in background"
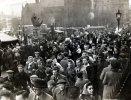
[0,28,130,100]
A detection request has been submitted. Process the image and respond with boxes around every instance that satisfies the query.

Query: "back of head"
[32,78,47,88]
[110,59,119,71]
[76,71,83,78]
[45,68,52,75]
[66,86,80,99]
[64,52,69,57]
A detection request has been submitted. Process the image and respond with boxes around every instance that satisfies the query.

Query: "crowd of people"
[0,27,130,100]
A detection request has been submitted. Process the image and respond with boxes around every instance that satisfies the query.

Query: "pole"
[118,19,120,32]
[0,40,1,76]
[23,25,26,45]
[129,47,131,74]
[19,25,20,35]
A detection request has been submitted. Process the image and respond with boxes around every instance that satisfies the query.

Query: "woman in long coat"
[102,59,121,99]
[66,59,76,86]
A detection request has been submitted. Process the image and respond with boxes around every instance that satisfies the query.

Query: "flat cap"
[17,64,24,68]
[119,53,127,58]
[57,79,67,85]
[30,75,38,78]
[35,51,39,54]
[46,59,53,63]
[6,70,14,73]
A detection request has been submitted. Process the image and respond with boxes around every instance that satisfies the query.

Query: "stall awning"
[0,32,18,42]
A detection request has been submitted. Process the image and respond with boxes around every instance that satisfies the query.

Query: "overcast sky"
[0,0,35,17]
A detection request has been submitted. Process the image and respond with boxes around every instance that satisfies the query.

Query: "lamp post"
[18,24,21,41]
[50,17,55,40]
[50,23,55,40]
[18,24,20,35]
[18,24,23,43]
[116,9,122,32]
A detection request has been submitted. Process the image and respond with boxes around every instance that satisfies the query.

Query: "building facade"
[21,0,129,27]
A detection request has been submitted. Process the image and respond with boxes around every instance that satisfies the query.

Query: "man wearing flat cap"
[53,79,67,100]
[32,78,54,100]
[5,70,14,81]
[4,70,16,90]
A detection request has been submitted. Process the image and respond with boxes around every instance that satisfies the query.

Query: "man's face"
[68,62,72,68]
[82,52,87,57]
[34,88,42,96]
[82,58,88,64]
[53,70,58,76]
[47,83,53,91]
[76,60,81,67]
[87,85,93,95]
[30,77,38,84]
[92,46,95,51]
[59,43,63,48]
[38,61,43,68]
[7,73,13,79]
[35,53,39,57]
[18,67,24,73]
[40,46,43,50]
[28,57,33,62]
[58,84,64,91]
[53,46,57,51]
[84,45,89,50]
[16,95,27,100]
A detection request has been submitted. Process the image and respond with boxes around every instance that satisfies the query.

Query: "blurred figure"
[53,79,67,100]
[15,64,30,90]
[35,60,46,79]
[66,59,76,85]
[102,59,121,99]
[60,52,69,73]
[47,80,55,95]
[66,86,80,100]
[0,77,5,90]
[43,68,52,83]
[25,56,37,76]
[50,67,68,84]
[75,71,90,91]
[75,58,82,73]
[34,51,44,65]
[15,90,30,100]
[0,90,12,100]
[32,78,54,100]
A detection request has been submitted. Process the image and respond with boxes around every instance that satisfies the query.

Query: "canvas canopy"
[0,32,18,42]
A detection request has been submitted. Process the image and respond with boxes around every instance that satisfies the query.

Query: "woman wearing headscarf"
[80,81,96,100]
